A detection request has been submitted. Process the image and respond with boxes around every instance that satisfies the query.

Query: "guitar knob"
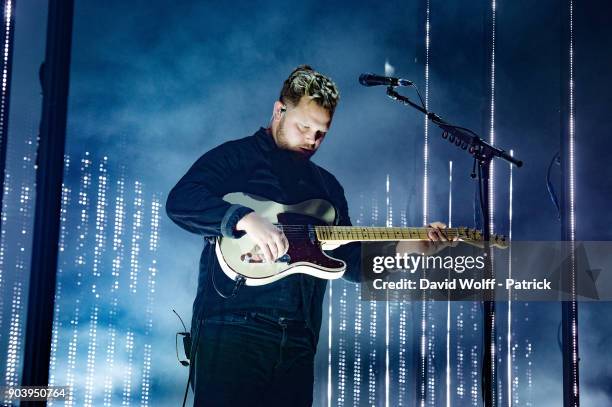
[275,254,291,263]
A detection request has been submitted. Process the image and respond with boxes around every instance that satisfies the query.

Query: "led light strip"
[423,0,430,228]
[420,1,431,405]
[0,0,12,128]
[448,161,452,229]
[507,150,514,407]
[446,161,452,407]
[385,175,390,407]
[568,3,576,244]
[568,0,579,404]
[488,2,497,405]
[489,0,496,235]
[0,2,16,400]
[327,280,332,407]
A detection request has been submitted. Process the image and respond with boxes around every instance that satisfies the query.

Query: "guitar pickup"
[240,253,291,264]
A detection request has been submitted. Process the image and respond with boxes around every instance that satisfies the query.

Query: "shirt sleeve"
[165,140,254,238]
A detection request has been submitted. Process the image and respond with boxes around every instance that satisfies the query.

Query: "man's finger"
[428,228,440,241]
[436,227,449,242]
[261,242,274,263]
[271,239,281,261]
[278,231,289,255]
[281,234,289,255]
[271,233,285,260]
[429,221,447,229]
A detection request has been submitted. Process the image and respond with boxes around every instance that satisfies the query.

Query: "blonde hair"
[279,65,340,115]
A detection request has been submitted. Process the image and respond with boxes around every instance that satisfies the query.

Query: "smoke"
[55,0,612,404]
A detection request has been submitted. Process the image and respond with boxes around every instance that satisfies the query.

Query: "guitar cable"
[181,318,202,407]
[210,240,246,299]
[181,238,246,406]
[173,309,191,367]
[179,240,215,407]
[546,152,562,220]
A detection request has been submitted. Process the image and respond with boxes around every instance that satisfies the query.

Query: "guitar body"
[216,193,346,286]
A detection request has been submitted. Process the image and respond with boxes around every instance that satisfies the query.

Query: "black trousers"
[190,312,317,407]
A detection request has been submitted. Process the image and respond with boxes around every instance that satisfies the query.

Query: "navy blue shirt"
[166,128,389,338]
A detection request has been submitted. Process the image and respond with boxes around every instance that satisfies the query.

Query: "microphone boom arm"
[385,86,522,168]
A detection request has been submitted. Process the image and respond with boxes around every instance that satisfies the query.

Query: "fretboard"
[314,226,479,242]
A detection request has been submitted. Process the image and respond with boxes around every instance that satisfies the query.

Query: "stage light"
[446,161,452,407]
[420,2,431,405]
[507,150,514,407]
[423,0,430,228]
[489,0,496,236]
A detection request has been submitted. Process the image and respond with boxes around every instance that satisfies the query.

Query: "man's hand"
[235,212,289,263]
[396,221,458,256]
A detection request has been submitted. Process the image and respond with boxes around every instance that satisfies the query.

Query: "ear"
[273,101,286,121]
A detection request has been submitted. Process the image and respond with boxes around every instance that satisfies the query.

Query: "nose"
[304,132,316,146]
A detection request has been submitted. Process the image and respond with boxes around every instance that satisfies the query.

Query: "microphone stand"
[386,86,522,407]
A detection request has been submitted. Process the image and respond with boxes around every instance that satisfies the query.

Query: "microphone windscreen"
[359,73,376,87]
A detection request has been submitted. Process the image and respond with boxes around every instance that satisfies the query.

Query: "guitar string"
[272,225,482,234]
[261,226,500,241]
[272,227,481,235]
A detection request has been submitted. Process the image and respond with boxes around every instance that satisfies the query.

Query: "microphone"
[359,73,414,87]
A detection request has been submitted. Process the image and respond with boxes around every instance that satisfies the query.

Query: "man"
[166,65,450,406]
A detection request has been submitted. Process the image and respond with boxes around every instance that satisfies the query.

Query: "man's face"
[272,96,331,159]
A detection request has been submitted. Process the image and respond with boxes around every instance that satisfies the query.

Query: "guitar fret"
[313,225,503,249]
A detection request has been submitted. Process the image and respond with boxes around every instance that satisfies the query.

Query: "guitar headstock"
[456,227,508,249]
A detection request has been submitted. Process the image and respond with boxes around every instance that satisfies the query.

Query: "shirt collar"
[254,126,314,163]
[255,127,278,152]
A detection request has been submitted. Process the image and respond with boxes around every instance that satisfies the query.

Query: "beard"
[275,116,315,160]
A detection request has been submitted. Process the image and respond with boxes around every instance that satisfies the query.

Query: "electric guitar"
[215,193,507,286]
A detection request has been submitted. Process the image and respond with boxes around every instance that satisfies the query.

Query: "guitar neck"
[314,226,478,242]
